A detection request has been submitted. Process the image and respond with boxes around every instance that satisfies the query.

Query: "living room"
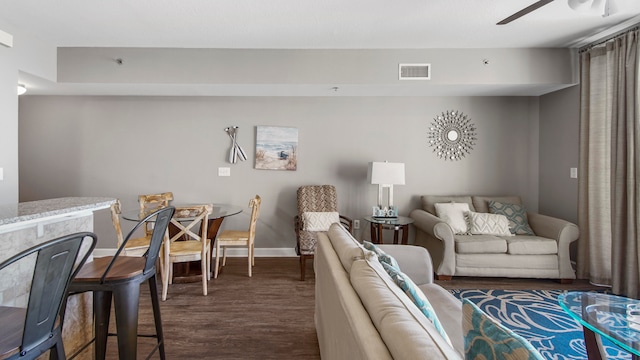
[1,1,640,359]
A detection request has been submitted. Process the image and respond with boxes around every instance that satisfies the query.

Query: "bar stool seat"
[67,206,175,360]
[70,258,156,360]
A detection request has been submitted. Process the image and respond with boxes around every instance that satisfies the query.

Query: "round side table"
[363,215,414,245]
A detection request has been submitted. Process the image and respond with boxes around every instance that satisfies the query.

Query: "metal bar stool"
[0,232,97,360]
[67,206,175,360]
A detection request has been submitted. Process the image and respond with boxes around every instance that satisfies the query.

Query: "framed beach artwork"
[255,126,298,171]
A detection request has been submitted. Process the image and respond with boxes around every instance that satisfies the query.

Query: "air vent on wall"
[399,63,431,80]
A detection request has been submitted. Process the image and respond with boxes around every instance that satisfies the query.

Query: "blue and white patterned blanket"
[450,289,632,360]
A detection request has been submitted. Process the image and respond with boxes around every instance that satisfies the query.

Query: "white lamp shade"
[370,162,405,185]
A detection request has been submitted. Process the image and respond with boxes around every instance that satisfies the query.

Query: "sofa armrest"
[527,212,579,245]
[409,209,456,277]
[528,212,579,279]
[410,209,453,241]
[378,245,434,285]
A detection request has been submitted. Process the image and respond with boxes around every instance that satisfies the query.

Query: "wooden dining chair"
[110,199,156,257]
[162,205,212,301]
[139,192,174,238]
[214,195,261,278]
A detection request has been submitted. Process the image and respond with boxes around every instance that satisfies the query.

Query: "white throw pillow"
[302,211,340,231]
[466,211,512,236]
[434,202,470,234]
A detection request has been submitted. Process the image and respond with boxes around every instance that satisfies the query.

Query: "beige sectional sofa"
[315,223,464,359]
[409,195,579,282]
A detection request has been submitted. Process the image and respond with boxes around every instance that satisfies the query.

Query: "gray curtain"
[577,28,639,298]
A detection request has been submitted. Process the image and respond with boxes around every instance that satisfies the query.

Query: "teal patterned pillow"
[380,261,452,346]
[362,241,400,270]
[462,299,544,360]
[488,201,535,235]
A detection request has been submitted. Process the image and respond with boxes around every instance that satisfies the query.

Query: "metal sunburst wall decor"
[427,110,477,161]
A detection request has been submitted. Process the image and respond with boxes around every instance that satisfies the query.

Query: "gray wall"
[539,85,580,224]
[0,20,56,205]
[19,95,541,251]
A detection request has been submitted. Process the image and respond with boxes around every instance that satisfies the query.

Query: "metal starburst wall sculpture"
[427,110,477,161]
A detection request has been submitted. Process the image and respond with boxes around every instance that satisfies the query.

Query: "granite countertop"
[0,197,116,226]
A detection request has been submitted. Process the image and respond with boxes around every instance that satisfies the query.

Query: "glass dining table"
[122,203,244,282]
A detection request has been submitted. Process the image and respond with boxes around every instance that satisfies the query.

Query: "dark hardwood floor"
[101,257,319,360]
[95,257,604,359]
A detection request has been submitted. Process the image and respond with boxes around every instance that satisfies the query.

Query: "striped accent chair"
[295,185,352,280]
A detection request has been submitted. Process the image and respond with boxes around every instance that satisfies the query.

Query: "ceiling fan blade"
[497,0,555,25]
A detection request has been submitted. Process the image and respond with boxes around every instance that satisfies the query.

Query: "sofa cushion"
[350,258,461,359]
[327,223,372,273]
[462,299,544,360]
[419,283,464,355]
[435,202,471,234]
[505,236,558,255]
[362,241,399,270]
[422,195,475,215]
[455,235,507,254]
[472,196,522,214]
[380,262,452,346]
[466,211,512,236]
[489,201,535,235]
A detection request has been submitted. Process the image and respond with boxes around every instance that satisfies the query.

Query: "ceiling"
[4,0,640,96]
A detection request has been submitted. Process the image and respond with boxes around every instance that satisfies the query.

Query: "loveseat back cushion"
[455,235,507,254]
[506,236,558,255]
[472,196,522,214]
[422,195,475,215]
[350,258,462,359]
[328,223,371,273]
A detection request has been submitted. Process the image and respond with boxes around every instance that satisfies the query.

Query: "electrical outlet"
[570,167,578,179]
[218,167,231,177]
[0,167,3,181]
[353,220,360,229]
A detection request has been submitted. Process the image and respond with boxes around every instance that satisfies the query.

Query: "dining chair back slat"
[163,205,212,301]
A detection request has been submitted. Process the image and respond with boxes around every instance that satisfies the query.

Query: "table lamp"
[370,161,405,218]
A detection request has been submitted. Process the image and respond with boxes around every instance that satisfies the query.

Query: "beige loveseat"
[315,223,464,359]
[409,195,579,282]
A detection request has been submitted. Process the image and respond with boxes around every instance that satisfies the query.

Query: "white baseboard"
[93,247,298,257]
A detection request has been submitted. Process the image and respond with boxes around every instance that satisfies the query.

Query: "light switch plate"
[0,167,3,181]
[218,167,231,177]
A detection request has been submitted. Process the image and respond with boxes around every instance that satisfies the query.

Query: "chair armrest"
[378,244,434,285]
[339,214,353,233]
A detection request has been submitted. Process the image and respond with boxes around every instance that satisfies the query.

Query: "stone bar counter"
[0,197,115,359]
